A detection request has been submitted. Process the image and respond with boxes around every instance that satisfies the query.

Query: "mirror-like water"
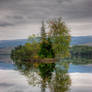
[0,60,92,92]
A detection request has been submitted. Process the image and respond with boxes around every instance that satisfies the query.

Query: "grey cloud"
[0,0,91,24]
[7,15,24,20]
[0,0,92,39]
[0,22,14,27]
[6,15,26,23]
[0,15,26,27]
[57,0,72,3]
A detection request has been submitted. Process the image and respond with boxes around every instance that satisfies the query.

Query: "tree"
[39,21,55,58]
[48,18,71,58]
[41,21,46,40]
[39,38,55,58]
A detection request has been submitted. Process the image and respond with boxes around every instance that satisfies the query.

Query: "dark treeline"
[70,45,92,59]
[64,45,92,64]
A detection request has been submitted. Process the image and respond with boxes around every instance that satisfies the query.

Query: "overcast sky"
[0,0,92,40]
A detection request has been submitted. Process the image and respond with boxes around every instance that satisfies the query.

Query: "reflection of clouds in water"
[0,70,41,92]
[0,63,92,92]
[0,70,92,92]
[0,83,14,87]
[69,73,92,92]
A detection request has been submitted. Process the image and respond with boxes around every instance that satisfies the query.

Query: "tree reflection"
[12,58,71,92]
[49,62,71,92]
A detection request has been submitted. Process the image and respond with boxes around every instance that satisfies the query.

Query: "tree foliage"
[48,18,71,58]
[41,21,46,40]
[38,38,55,58]
[11,18,71,62]
[39,21,55,58]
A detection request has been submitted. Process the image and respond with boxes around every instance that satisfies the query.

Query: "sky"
[0,0,92,40]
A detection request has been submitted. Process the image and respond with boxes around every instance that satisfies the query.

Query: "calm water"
[0,61,92,92]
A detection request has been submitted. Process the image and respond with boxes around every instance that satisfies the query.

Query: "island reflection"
[12,58,71,92]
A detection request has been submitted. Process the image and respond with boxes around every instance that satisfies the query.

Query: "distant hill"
[70,36,92,46]
[0,39,27,48]
[0,36,92,48]
[0,39,28,63]
[83,42,92,46]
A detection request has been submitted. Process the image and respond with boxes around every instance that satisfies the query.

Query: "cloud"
[0,22,14,27]
[0,0,92,39]
[0,0,92,24]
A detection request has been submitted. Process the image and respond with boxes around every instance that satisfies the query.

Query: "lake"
[0,60,92,92]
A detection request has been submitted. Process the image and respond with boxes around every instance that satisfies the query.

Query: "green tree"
[39,38,55,58]
[48,18,71,58]
[41,21,46,40]
[39,21,55,58]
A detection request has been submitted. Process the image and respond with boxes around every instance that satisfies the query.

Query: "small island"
[11,18,71,63]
